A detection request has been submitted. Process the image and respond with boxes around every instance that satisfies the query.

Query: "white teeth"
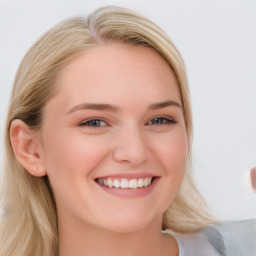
[107,178,113,188]
[129,179,137,189]
[97,177,153,189]
[120,179,129,188]
[113,179,119,188]
[137,178,144,188]
[145,178,150,187]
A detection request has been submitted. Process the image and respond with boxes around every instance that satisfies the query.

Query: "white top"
[174,232,220,256]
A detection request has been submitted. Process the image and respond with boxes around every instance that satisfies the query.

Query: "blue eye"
[79,119,107,127]
[148,117,175,125]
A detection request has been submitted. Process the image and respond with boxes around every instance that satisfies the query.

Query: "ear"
[10,119,46,177]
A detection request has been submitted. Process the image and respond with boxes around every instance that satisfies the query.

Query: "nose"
[113,125,149,166]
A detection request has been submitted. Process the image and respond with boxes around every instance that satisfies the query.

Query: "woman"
[0,5,254,256]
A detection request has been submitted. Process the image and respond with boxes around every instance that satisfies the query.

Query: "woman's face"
[39,44,188,233]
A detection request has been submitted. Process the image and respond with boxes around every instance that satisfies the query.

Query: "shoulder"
[167,219,256,256]
[202,218,256,256]
[172,231,220,256]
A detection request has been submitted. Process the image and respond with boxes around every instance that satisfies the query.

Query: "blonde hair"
[0,6,214,256]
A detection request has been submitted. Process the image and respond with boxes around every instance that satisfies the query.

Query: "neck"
[58,215,178,256]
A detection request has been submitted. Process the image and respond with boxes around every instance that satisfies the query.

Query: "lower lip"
[96,178,159,198]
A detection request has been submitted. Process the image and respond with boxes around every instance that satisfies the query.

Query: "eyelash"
[78,116,176,128]
[78,119,108,127]
[147,117,176,125]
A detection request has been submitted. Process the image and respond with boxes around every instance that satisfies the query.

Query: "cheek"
[146,129,188,215]
[41,130,110,180]
[151,129,188,174]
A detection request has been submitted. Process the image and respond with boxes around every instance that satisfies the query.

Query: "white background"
[0,0,255,220]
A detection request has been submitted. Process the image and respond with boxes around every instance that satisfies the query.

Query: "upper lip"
[95,172,159,180]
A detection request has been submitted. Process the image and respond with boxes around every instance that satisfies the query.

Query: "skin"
[11,44,188,255]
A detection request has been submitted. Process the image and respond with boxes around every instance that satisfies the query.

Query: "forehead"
[49,44,181,110]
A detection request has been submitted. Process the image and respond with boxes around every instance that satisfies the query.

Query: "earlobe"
[10,119,46,177]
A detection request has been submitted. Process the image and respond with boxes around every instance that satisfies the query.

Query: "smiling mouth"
[95,177,155,189]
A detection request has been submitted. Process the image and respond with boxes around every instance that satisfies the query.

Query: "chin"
[97,211,161,234]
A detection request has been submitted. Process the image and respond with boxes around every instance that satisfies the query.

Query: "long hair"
[0,6,214,256]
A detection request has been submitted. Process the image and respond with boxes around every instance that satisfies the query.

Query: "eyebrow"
[66,100,182,115]
[148,100,182,110]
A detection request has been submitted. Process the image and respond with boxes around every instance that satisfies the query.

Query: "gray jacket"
[171,219,256,256]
